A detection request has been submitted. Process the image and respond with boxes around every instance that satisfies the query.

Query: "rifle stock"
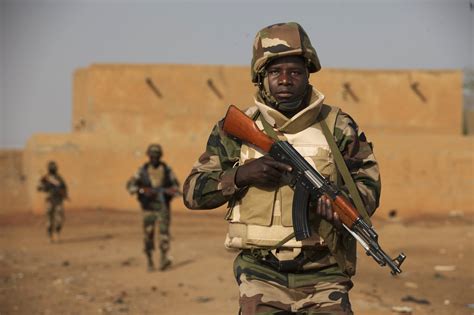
[222,105,274,152]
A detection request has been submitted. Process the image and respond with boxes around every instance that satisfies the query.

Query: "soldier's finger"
[265,159,292,172]
[260,166,279,179]
[325,199,333,221]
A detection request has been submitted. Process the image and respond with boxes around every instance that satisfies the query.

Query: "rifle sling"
[257,112,281,141]
[319,119,371,225]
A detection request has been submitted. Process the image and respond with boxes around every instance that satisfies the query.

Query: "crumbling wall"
[0,150,28,213]
[14,64,473,218]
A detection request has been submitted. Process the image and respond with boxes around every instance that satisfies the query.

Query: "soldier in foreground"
[37,160,68,243]
[127,144,180,271]
[183,22,381,314]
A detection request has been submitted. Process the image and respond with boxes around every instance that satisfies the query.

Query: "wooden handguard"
[222,105,275,153]
[331,195,360,228]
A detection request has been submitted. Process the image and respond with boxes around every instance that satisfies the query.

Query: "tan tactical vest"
[224,95,340,261]
[147,164,166,188]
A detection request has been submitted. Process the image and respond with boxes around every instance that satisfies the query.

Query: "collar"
[253,87,325,134]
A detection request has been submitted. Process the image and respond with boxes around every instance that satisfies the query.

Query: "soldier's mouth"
[276,92,293,99]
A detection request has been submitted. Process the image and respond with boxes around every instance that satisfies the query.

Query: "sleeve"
[334,111,381,216]
[183,120,242,210]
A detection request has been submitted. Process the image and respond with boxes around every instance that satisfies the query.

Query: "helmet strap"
[257,71,311,113]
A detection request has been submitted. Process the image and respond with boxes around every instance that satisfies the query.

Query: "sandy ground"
[0,208,473,315]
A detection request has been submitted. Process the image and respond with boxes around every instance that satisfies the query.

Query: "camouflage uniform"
[37,161,68,242]
[183,23,381,314]
[127,145,180,271]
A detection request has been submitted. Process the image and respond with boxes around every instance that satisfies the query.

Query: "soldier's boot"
[47,226,54,243]
[144,238,155,272]
[145,250,155,272]
[159,236,172,271]
[52,226,61,243]
[159,252,172,271]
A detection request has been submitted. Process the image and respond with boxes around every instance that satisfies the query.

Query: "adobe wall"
[23,133,185,214]
[22,131,474,218]
[15,64,474,218]
[71,65,462,136]
[0,150,28,213]
[372,134,473,216]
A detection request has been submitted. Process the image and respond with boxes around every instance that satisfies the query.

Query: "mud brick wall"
[0,150,28,212]
[2,64,471,218]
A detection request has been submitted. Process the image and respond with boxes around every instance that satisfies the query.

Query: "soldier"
[37,160,68,243]
[127,144,180,271]
[183,22,381,314]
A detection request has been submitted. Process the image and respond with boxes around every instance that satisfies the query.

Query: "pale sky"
[0,0,472,148]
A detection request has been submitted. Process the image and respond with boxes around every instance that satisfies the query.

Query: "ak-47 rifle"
[222,105,406,275]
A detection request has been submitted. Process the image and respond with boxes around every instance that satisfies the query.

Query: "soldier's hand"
[314,195,343,230]
[235,155,292,189]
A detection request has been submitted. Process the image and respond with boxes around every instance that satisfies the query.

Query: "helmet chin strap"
[257,73,309,112]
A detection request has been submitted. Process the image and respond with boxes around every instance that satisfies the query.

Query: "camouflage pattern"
[37,171,68,240]
[183,103,380,312]
[234,253,353,314]
[183,21,380,314]
[127,161,179,270]
[183,110,380,216]
[45,201,65,238]
[251,22,321,83]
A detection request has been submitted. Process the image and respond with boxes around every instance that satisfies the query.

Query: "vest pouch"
[309,146,335,180]
[238,186,275,226]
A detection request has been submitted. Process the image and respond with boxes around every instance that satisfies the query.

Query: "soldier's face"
[149,153,162,166]
[266,56,309,105]
[48,164,57,174]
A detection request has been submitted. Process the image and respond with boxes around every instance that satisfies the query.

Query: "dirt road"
[0,209,472,315]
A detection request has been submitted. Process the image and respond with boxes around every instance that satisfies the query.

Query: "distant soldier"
[37,161,68,243]
[126,144,180,271]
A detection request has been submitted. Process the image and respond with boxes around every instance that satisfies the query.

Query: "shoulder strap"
[251,111,280,141]
[319,106,371,225]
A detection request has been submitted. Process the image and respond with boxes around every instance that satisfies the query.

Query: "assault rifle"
[222,105,406,275]
[138,187,182,197]
[38,177,68,200]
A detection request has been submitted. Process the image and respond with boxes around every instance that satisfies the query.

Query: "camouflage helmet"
[251,22,321,83]
[146,144,162,156]
[47,160,58,172]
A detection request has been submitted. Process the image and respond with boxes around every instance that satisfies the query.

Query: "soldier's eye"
[268,70,279,77]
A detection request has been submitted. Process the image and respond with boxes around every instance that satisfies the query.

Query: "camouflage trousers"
[143,208,170,256]
[46,200,64,236]
[234,252,353,315]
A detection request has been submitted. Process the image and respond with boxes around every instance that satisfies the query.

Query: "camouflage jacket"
[183,108,380,217]
[127,162,180,211]
[183,89,381,275]
[37,173,68,203]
